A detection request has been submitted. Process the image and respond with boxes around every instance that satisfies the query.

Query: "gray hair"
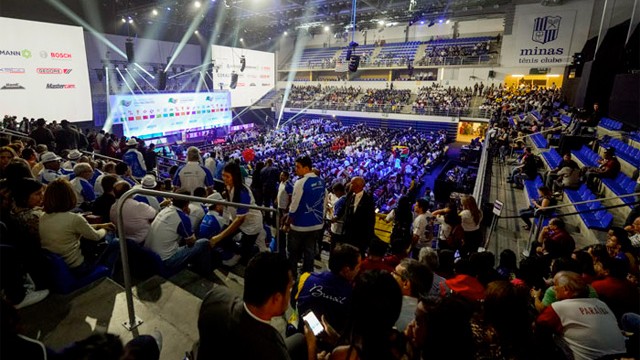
[554,271,588,298]
[73,163,93,177]
[418,247,439,270]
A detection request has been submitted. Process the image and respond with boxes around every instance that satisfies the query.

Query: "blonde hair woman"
[459,195,483,258]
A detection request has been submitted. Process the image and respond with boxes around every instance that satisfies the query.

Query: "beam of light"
[164,2,211,72]
[45,0,127,60]
[196,1,231,93]
[103,66,112,132]
[276,29,311,128]
[126,69,145,94]
[134,69,159,92]
[168,63,208,79]
[116,68,135,94]
[199,72,211,92]
[134,63,155,79]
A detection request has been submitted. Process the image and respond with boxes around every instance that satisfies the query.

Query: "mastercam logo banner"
[46,83,76,89]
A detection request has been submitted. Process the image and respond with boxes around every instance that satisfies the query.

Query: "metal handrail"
[473,129,491,206]
[115,187,279,331]
[513,126,563,142]
[157,154,186,164]
[80,150,123,163]
[534,191,640,212]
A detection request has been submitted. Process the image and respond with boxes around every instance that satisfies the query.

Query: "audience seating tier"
[530,133,548,149]
[600,137,640,168]
[42,250,110,294]
[564,184,614,231]
[598,117,623,131]
[600,173,637,207]
[573,145,599,168]
[541,148,562,169]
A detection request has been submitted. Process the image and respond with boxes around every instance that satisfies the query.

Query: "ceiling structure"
[111,0,512,47]
[1,0,514,50]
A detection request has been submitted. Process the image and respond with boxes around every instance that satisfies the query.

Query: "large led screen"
[211,45,275,108]
[0,17,92,122]
[109,91,232,138]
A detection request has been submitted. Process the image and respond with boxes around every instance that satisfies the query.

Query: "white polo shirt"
[173,161,214,194]
[145,205,193,260]
[110,198,157,244]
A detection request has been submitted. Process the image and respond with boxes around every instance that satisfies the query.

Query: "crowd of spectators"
[412,84,473,115]
[417,40,491,66]
[2,80,640,360]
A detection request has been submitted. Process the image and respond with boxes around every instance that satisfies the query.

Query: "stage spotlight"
[240,55,246,72]
[446,19,450,24]
[195,30,199,34]
[121,18,126,23]
[378,20,385,25]
[152,9,158,16]
[167,7,171,10]
[125,38,134,63]
[348,55,360,72]
[420,21,424,25]
[230,71,238,89]
[240,38,244,42]
[284,31,288,36]
[194,1,201,8]
[324,25,330,32]
[128,18,134,24]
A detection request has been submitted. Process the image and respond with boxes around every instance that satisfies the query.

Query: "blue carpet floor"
[417,141,464,198]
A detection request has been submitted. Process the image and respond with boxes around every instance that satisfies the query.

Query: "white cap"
[126,138,138,146]
[207,192,224,201]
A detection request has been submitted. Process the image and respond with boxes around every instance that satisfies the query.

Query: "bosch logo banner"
[37,68,72,75]
[49,52,72,59]
[46,83,76,89]
[0,68,26,74]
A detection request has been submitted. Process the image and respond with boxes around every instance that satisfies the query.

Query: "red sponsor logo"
[50,52,72,59]
[37,68,72,75]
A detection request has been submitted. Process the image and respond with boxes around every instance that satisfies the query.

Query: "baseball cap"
[126,138,138,146]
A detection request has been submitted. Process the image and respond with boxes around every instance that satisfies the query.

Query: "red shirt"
[591,276,640,320]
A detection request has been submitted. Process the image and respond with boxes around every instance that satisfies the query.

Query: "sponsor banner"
[109,91,232,138]
[511,9,576,66]
[1,83,26,90]
[46,83,76,89]
[0,17,91,121]
[211,45,275,107]
[37,68,72,75]
[0,68,25,74]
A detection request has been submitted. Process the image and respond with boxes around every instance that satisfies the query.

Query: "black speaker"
[230,72,238,89]
[488,70,495,78]
[348,55,360,72]
[158,70,167,90]
[240,56,246,72]
[125,39,134,63]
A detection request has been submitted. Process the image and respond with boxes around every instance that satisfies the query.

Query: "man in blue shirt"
[286,156,325,275]
[122,138,147,180]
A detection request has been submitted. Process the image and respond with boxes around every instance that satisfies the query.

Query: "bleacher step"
[17,276,205,359]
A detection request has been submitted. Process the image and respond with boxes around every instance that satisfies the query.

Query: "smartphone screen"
[303,311,324,336]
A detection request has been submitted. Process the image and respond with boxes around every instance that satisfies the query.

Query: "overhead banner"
[109,91,232,138]
[211,45,275,108]
[512,9,576,66]
[0,17,92,121]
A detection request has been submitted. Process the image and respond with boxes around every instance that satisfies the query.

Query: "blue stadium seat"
[541,148,562,169]
[42,250,110,294]
[530,133,548,149]
[560,115,571,126]
[574,146,599,167]
[563,184,614,230]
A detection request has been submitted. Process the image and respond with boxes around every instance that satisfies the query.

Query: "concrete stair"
[16,272,220,359]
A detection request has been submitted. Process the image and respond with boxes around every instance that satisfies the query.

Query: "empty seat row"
[574,145,599,167]
[600,173,637,207]
[560,114,572,126]
[530,133,548,149]
[565,184,614,231]
[598,117,623,131]
[541,148,562,169]
[530,110,541,120]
